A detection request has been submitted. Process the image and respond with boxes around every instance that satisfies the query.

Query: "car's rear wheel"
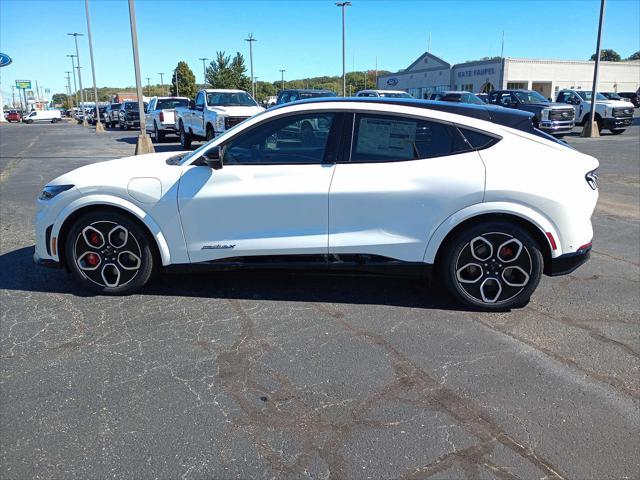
[65,211,155,295]
[153,123,164,143]
[206,124,214,141]
[441,222,543,311]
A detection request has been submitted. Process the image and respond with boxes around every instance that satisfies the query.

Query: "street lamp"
[279,69,286,91]
[158,72,165,95]
[199,57,209,86]
[67,54,79,113]
[127,0,154,154]
[84,0,104,132]
[244,33,257,99]
[335,2,351,97]
[582,0,606,138]
[68,33,88,126]
[65,71,73,110]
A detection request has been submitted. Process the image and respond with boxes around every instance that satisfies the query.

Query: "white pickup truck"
[556,89,635,135]
[174,89,264,148]
[144,96,190,142]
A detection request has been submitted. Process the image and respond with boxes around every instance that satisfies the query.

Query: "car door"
[328,112,486,263]
[192,92,206,136]
[177,111,343,263]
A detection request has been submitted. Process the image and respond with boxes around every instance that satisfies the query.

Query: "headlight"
[39,184,74,200]
[215,116,225,131]
[541,108,550,121]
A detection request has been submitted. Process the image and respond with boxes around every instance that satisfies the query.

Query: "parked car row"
[4,109,62,123]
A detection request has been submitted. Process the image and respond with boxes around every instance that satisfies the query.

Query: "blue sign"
[386,77,399,86]
[457,67,496,78]
[0,53,12,68]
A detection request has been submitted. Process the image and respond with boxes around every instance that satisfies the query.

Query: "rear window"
[156,98,189,110]
[110,103,121,110]
[351,114,468,162]
[458,128,499,149]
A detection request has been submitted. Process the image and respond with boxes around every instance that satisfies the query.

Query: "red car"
[5,110,21,122]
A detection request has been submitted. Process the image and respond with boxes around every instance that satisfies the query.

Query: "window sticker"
[356,117,416,159]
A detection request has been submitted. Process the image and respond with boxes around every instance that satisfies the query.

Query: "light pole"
[158,72,165,95]
[244,33,257,99]
[85,0,104,132]
[11,85,15,108]
[582,0,606,138]
[279,69,286,91]
[146,77,151,96]
[336,2,351,97]
[67,55,79,112]
[65,72,73,110]
[68,33,88,126]
[174,69,179,97]
[199,57,209,86]
[127,0,154,154]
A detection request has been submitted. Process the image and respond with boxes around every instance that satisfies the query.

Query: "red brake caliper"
[86,253,99,266]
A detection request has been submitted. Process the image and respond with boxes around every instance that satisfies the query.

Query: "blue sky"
[1,0,639,99]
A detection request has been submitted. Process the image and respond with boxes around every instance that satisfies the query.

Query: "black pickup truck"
[488,89,575,136]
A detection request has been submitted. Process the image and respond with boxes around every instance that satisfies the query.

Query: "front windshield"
[299,91,335,99]
[514,91,549,104]
[207,91,257,107]
[576,91,607,101]
[179,109,269,165]
[123,102,147,111]
[379,92,412,98]
[606,93,622,100]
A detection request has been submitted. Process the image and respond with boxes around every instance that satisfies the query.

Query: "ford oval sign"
[386,77,399,86]
[0,53,12,68]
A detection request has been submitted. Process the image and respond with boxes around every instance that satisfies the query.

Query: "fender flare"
[51,194,172,266]
[423,201,562,264]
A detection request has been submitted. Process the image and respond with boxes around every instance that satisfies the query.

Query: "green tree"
[171,61,197,98]
[590,49,621,61]
[628,51,640,61]
[206,51,252,91]
[51,93,69,107]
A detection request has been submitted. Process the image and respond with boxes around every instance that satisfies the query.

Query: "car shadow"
[0,246,470,311]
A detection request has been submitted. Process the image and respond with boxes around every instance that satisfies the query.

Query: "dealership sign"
[386,77,399,86]
[15,80,31,89]
[0,53,12,67]
[457,67,496,78]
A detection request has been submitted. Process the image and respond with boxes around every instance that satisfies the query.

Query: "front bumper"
[548,243,592,276]
[602,117,633,130]
[538,120,575,134]
[33,250,62,268]
[123,120,140,127]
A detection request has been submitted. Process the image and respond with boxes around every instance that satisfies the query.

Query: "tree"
[51,93,68,107]
[590,49,621,61]
[628,51,640,61]
[206,51,252,91]
[171,61,197,99]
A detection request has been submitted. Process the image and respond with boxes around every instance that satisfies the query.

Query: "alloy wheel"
[73,221,142,288]
[454,232,532,304]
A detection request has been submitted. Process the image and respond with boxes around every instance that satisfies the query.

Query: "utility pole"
[583,0,606,138]
[199,57,209,86]
[127,0,154,154]
[158,72,165,95]
[336,2,351,97]
[146,77,151,96]
[68,55,79,112]
[11,85,15,108]
[85,0,104,132]
[500,31,505,58]
[364,70,367,90]
[65,72,73,110]
[279,69,286,91]
[68,33,88,126]
[375,57,378,88]
[245,33,257,99]
[174,69,179,96]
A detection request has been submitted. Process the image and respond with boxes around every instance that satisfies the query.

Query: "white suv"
[34,98,599,310]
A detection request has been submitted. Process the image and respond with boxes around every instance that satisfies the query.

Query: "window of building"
[507,82,527,90]
[350,114,468,163]
[461,84,474,91]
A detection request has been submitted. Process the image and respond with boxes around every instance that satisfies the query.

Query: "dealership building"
[377,52,640,100]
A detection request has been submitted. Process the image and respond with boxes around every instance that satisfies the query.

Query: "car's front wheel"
[179,123,192,149]
[441,222,543,310]
[65,211,155,295]
[610,129,625,135]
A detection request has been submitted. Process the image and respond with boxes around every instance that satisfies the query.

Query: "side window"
[223,112,335,165]
[458,127,499,150]
[350,114,468,163]
[195,92,205,108]
[557,91,568,103]
[498,93,513,106]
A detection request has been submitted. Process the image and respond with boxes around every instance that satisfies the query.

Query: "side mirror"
[189,100,195,109]
[203,146,223,170]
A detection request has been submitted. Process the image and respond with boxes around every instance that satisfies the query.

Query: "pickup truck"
[118,101,147,130]
[104,103,121,128]
[175,89,264,149]
[556,88,635,135]
[488,89,575,136]
[144,96,189,142]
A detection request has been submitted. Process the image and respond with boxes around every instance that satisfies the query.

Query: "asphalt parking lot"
[1,118,638,479]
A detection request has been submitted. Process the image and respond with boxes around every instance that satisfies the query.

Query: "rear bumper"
[548,244,591,276]
[602,117,632,130]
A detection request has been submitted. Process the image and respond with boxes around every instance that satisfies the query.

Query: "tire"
[610,129,625,135]
[110,121,115,128]
[64,211,155,295]
[206,124,214,141]
[179,123,192,149]
[119,121,124,130]
[27,119,33,124]
[441,222,543,311]
[153,123,165,143]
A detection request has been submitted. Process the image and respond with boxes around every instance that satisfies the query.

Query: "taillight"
[585,169,598,190]
[159,111,164,122]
